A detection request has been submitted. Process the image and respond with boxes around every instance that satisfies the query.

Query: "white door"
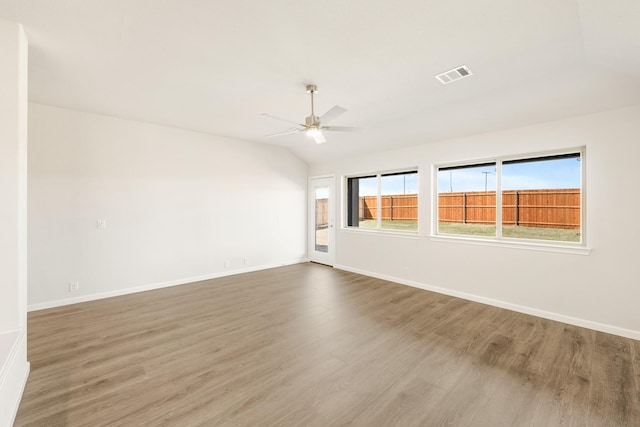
[309,176,335,266]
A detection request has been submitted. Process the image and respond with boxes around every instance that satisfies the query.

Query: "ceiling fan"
[261,84,359,144]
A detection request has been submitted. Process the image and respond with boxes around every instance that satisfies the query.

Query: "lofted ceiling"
[1,0,639,165]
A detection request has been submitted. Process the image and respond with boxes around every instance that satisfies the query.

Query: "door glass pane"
[315,186,329,253]
[502,154,581,242]
[437,163,497,237]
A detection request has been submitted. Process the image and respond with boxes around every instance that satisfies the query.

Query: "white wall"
[28,103,308,308]
[0,17,30,427]
[310,104,640,339]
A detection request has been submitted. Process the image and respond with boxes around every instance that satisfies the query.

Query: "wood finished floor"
[15,263,640,426]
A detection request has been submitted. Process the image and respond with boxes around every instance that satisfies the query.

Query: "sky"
[315,187,329,199]
[357,172,419,196]
[316,157,580,200]
[437,157,581,193]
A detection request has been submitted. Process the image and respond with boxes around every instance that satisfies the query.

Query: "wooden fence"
[361,195,418,222]
[438,189,580,229]
[319,188,580,229]
[315,198,328,227]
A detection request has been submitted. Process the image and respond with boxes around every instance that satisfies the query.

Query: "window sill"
[341,227,420,239]
[429,234,591,255]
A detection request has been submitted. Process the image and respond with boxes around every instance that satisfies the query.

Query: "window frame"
[432,148,587,250]
[343,168,419,234]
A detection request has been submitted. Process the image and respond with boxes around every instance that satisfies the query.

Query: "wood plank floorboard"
[14,263,640,426]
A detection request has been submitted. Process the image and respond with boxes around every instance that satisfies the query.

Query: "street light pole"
[482,171,490,192]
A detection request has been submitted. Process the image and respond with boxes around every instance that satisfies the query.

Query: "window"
[436,150,582,244]
[438,163,497,237]
[347,170,418,232]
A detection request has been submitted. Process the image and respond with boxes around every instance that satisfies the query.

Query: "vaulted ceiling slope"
[1,0,639,164]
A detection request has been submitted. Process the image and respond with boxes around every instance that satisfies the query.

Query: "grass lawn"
[358,219,418,231]
[438,222,581,242]
[353,220,580,242]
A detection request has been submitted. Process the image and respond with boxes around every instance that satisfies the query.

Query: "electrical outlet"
[244,257,250,265]
[224,260,231,268]
[97,219,106,230]
[69,281,79,292]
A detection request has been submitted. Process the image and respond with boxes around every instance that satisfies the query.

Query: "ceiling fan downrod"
[306,84,319,125]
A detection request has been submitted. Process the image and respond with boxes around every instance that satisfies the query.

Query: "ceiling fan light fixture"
[306,127,321,137]
[305,126,326,144]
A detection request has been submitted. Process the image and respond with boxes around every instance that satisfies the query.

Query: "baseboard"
[0,329,30,427]
[28,258,309,312]
[334,264,640,341]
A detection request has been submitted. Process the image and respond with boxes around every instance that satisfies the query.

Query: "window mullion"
[496,161,503,239]
[579,148,585,244]
[376,174,382,229]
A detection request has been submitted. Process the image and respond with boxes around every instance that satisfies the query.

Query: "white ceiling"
[1,0,639,165]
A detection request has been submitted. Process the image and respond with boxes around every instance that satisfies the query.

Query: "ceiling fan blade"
[319,105,347,124]
[322,126,361,132]
[261,113,303,127]
[313,132,326,144]
[265,127,303,138]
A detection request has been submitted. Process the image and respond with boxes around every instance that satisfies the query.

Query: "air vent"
[435,65,473,85]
